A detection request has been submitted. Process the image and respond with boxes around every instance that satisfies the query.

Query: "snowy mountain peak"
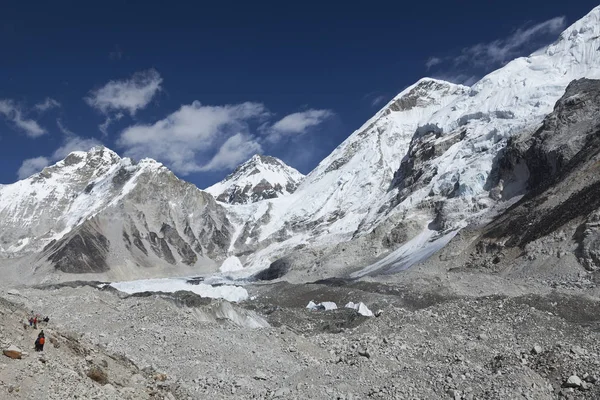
[205,154,305,204]
[384,78,469,112]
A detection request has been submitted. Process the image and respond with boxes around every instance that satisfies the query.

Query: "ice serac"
[233,6,600,275]
[205,154,304,205]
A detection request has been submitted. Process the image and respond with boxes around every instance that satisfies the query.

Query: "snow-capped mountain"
[225,5,600,275]
[0,146,233,279]
[205,154,304,205]
[1,6,600,283]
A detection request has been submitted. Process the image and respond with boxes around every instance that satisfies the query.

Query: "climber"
[35,330,45,352]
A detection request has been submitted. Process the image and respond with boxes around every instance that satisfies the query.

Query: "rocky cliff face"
[471,79,600,273]
[205,155,304,205]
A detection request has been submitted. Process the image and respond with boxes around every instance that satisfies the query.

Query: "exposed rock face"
[47,219,110,273]
[205,154,304,205]
[496,79,600,195]
[576,210,600,271]
[473,79,600,271]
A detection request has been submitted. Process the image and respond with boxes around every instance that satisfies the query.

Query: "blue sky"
[1,1,598,188]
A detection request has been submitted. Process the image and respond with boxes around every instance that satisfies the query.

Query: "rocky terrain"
[2,273,600,399]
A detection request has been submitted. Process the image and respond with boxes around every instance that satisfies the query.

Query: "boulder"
[3,345,22,359]
[564,375,582,388]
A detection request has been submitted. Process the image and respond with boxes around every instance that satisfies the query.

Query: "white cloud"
[456,16,566,67]
[261,109,333,143]
[85,69,162,116]
[99,112,124,136]
[270,109,333,134]
[17,156,50,180]
[199,133,262,171]
[425,57,442,69]
[56,118,74,135]
[0,99,46,137]
[118,101,268,174]
[34,97,61,112]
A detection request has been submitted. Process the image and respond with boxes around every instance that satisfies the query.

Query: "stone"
[154,373,168,382]
[570,346,586,356]
[3,345,22,359]
[477,333,488,341]
[87,366,108,385]
[358,349,371,359]
[254,370,267,380]
[563,375,582,388]
[532,345,543,354]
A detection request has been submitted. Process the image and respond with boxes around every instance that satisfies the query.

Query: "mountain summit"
[205,154,304,204]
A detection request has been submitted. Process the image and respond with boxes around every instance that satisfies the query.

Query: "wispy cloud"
[363,92,389,108]
[85,69,162,116]
[34,97,61,113]
[425,16,566,83]
[271,109,333,134]
[425,57,442,70]
[117,101,268,174]
[454,17,566,67]
[370,95,388,108]
[56,118,74,135]
[261,109,333,143]
[0,99,46,137]
[99,112,124,136]
[17,134,102,179]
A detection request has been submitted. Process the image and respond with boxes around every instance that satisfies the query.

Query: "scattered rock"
[87,366,108,385]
